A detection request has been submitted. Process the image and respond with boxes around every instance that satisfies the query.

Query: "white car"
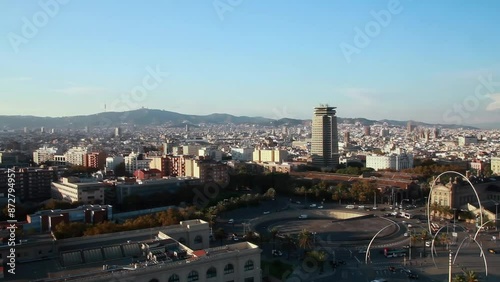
[228,219,234,224]
[404,232,409,237]
[263,211,271,215]
[317,206,324,209]
[310,204,317,208]
[298,214,308,219]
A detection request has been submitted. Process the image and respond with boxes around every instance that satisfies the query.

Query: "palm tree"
[463,270,480,282]
[298,229,313,259]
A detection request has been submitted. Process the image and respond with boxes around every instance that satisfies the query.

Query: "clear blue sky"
[1,0,500,126]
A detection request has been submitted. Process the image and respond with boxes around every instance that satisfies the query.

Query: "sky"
[1,0,500,126]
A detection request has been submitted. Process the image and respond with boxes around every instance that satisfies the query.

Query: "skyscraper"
[311,105,339,168]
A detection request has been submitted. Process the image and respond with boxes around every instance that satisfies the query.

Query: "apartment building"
[51,177,106,204]
[0,166,58,201]
[33,145,58,165]
[64,146,89,166]
[366,153,414,171]
[252,149,288,163]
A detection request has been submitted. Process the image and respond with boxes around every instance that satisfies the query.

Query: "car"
[233,237,239,241]
[298,214,308,219]
[407,224,412,228]
[272,250,283,257]
[372,206,378,210]
[488,248,497,254]
[358,205,365,209]
[317,206,324,209]
[310,204,317,208]
[370,279,388,282]
[228,219,234,224]
[404,232,409,237]
[425,241,431,247]
[296,201,301,204]
[346,205,355,209]
[263,211,271,215]
[408,273,419,279]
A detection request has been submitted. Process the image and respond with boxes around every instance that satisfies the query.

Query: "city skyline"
[1,0,500,125]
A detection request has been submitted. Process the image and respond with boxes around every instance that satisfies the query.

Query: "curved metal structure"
[430,224,453,267]
[427,171,483,236]
[473,219,500,241]
[364,222,397,264]
[451,235,488,276]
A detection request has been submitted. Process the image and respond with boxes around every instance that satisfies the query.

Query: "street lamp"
[453,208,457,233]
[495,202,499,232]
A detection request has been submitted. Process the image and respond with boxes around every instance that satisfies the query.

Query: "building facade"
[252,149,288,163]
[366,153,414,171]
[0,166,58,201]
[51,177,106,204]
[311,106,339,168]
[33,145,58,165]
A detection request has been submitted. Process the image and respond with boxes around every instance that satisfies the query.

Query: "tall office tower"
[23,127,28,133]
[364,125,371,136]
[344,131,350,144]
[311,105,339,168]
[84,126,89,133]
[114,127,122,138]
[40,127,45,133]
[407,121,416,133]
[433,127,439,139]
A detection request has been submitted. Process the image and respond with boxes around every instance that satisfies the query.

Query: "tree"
[307,250,327,273]
[298,229,313,258]
[453,270,480,282]
[214,228,226,246]
[264,187,276,199]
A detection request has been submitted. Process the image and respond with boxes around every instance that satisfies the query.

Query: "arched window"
[178,237,186,244]
[224,263,234,274]
[244,260,254,271]
[206,266,217,278]
[168,274,180,282]
[194,235,203,244]
[187,270,199,282]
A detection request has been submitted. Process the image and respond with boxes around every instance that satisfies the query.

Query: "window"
[244,260,254,271]
[168,274,180,282]
[187,270,199,282]
[206,267,217,278]
[224,263,234,274]
[194,235,203,244]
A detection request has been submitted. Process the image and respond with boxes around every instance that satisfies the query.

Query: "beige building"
[252,149,288,163]
[491,157,500,175]
[51,177,106,203]
[9,219,262,282]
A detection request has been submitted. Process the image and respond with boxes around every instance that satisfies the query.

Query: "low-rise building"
[51,177,107,204]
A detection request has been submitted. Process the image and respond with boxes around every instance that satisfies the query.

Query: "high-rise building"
[344,131,350,144]
[311,105,339,168]
[363,125,371,136]
[114,127,122,138]
[64,147,89,166]
[33,145,58,165]
[407,121,416,133]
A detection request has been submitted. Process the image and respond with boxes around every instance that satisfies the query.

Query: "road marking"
[354,256,361,263]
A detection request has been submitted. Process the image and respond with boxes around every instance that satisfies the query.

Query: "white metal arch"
[427,171,483,235]
[364,222,397,264]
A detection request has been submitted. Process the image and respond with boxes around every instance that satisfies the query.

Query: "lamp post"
[453,208,457,233]
[495,202,499,232]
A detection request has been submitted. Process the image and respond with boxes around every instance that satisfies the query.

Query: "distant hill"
[0,108,477,129]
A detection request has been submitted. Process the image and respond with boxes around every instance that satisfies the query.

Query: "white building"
[105,156,125,171]
[33,145,58,165]
[458,136,478,146]
[231,147,254,161]
[199,147,223,161]
[64,146,89,166]
[366,153,414,171]
[253,149,288,163]
[51,177,106,203]
[183,145,201,156]
[124,152,150,174]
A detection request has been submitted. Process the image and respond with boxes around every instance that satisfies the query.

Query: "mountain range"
[0,108,478,129]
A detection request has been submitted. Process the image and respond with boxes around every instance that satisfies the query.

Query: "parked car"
[488,248,497,254]
[272,250,283,257]
[263,211,271,215]
[310,204,317,208]
[317,206,324,209]
[228,219,234,224]
[298,214,308,219]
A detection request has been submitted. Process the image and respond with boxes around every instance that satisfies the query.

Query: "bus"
[431,223,440,233]
[384,248,408,258]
